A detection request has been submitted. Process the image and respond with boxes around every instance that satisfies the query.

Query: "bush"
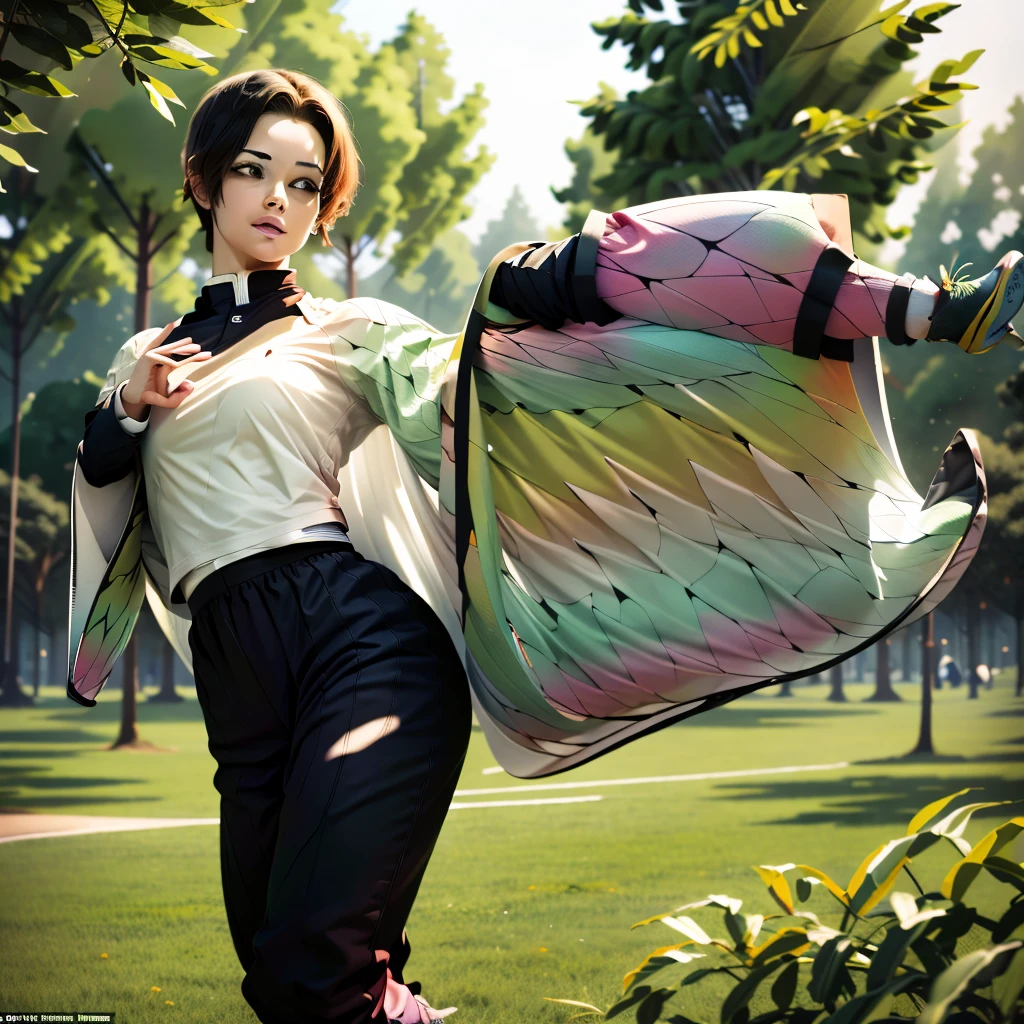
[548,788,1024,1024]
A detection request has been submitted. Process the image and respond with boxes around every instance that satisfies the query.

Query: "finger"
[156,336,194,349]
[182,350,213,363]
[142,322,179,352]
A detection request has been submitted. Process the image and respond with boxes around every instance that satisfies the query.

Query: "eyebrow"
[241,148,323,174]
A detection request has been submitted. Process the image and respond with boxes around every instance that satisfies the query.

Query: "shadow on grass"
[0,761,158,812]
[671,704,877,729]
[710,769,1024,828]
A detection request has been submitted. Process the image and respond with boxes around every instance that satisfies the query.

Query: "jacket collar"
[199,267,299,312]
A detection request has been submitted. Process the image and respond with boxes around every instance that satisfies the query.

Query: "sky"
[336,0,1021,257]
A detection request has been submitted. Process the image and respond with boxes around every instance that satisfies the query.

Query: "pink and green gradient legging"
[594,191,915,351]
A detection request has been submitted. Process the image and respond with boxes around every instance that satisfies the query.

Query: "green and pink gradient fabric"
[68,191,986,779]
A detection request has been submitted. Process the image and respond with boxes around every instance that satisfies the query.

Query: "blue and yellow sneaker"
[927,251,1024,353]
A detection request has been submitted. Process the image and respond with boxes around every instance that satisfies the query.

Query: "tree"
[557,0,976,247]
[867,637,900,702]
[473,186,544,268]
[827,663,845,702]
[240,3,493,298]
[0,0,247,191]
[0,171,118,705]
[887,99,1024,492]
[361,226,480,335]
[908,611,937,755]
[0,467,69,695]
[551,94,627,234]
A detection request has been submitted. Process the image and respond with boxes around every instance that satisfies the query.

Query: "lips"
[252,221,285,237]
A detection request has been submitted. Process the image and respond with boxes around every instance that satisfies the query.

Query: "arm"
[77,329,161,488]
[320,297,459,490]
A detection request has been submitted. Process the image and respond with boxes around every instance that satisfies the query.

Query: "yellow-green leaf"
[743,28,763,47]
[909,786,970,835]
[141,79,175,124]
[622,943,705,993]
[715,42,728,67]
[726,33,741,59]
[0,142,37,172]
[794,865,848,906]
[753,866,795,915]
[750,9,769,30]
[765,0,785,26]
[941,817,1024,901]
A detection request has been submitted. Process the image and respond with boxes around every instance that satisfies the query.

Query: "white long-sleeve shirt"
[111,376,353,603]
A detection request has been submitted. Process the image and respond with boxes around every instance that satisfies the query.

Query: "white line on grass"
[0,818,220,844]
[449,795,603,810]
[454,760,851,797]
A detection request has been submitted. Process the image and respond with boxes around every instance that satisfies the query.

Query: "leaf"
[793,866,848,907]
[771,960,799,1010]
[721,964,784,1024]
[808,936,855,1004]
[984,856,1024,892]
[827,973,923,1024]
[991,899,1024,943]
[916,943,1023,1024]
[749,928,812,967]
[660,915,712,944]
[29,1,94,50]
[888,891,918,925]
[623,944,705,993]
[542,997,604,1015]
[9,24,74,71]
[940,817,1024,901]
[140,72,184,107]
[140,76,175,123]
[795,877,816,903]
[0,60,76,98]
[0,97,44,135]
[753,866,796,915]
[0,142,38,172]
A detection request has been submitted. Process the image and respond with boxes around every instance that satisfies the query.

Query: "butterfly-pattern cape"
[67,195,986,779]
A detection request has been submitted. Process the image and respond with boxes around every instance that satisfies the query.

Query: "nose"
[264,179,288,212]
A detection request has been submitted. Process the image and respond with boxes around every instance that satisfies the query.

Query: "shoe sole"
[959,250,1024,353]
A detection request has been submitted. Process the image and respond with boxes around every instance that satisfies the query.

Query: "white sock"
[905,277,940,339]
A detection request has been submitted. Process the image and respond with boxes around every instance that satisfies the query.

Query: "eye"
[291,178,322,193]
[231,161,263,179]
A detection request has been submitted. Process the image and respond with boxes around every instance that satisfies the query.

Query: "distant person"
[968,664,991,699]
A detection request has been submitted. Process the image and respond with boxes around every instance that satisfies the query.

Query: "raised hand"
[121,321,213,416]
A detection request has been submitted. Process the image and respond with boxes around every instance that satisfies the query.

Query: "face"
[191,112,326,272]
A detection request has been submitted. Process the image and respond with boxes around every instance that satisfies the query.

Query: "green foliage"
[0,0,247,191]
[241,3,492,296]
[473,186,544,266]
[362,227,481,335]
[557,0,974,246]
[548,788,1024,1023]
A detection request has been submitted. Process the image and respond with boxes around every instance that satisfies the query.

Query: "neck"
[209,227,291,279]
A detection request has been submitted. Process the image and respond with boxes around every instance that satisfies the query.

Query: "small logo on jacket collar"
[231,314,242,323]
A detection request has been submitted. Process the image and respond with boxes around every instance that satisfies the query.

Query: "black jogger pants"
[185,540,473,1024]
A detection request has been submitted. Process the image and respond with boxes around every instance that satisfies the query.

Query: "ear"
[186,163,211,211]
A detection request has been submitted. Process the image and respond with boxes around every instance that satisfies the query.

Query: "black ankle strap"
[794,246,855,360]
[885,273,918,347]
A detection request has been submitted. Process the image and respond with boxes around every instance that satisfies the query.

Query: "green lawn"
[1,673,1021,1023]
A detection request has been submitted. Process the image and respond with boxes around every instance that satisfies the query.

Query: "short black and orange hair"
[181,69,360,252]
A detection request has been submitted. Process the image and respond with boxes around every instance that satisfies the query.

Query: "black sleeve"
[486,212,618,330]
[76,388,145,487]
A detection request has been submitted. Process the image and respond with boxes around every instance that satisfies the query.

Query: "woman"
[70,67,1023,1024]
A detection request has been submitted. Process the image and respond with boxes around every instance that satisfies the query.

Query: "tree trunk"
[777,679,793,697]
[910,611,936,755]
[115,196,154,740]
[31,583,42,697]
[853,650,864,682]
[345,237,356,299]
[1016,611,1023,698]
[0,303,30,706]
[149,634,182,703]
[827,662,846,702]
[901,626,913,681]
[868,638,900,701]
[112,638,139,748]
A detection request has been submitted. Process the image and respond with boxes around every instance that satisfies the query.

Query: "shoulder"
[302,294,435,334]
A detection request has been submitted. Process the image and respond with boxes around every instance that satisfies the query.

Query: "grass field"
[1,673,1021,1023]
